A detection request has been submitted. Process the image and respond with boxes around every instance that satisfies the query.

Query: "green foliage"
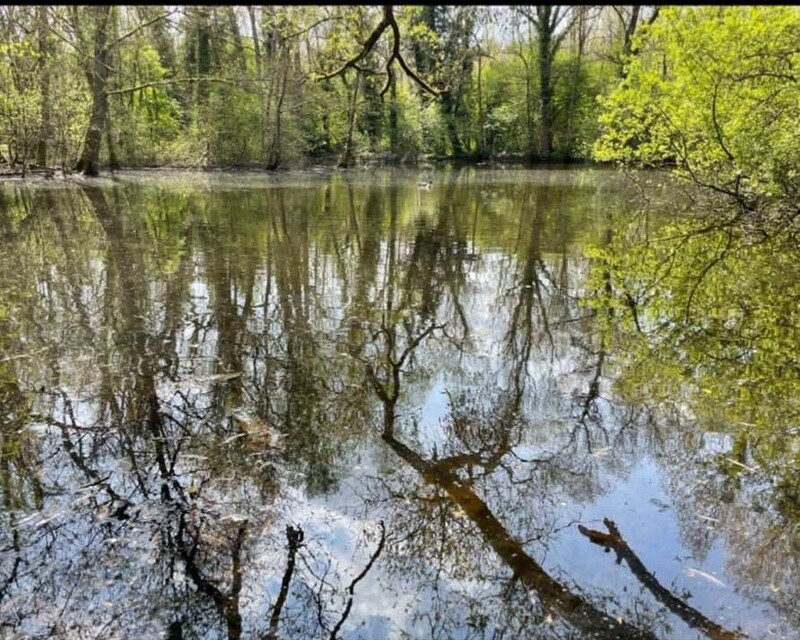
[11,6,785,171]
[206,87,263,165]
[480,53,529,156]
[586,200,800,517]
[114,44,181,165]
[381,82,430,161]
[552,52,609,159]
[310,73,371,164]
[299,80,338,159]
[0,39,43,167]
[417,100,446,157]
[50,73,90,169]
[594,7,800,214]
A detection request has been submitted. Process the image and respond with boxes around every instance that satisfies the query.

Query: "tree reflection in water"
[0,170,795,638]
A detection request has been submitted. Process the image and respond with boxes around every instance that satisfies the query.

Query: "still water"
[0,168,797,639]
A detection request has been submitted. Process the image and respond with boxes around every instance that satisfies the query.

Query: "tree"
[0,7,55,175]
[73,6,113,176]
[409,6,479,157]
[314,6,442,166]
[515,6,579,160]
[34,6,53,167]
[602,6,660,78]
[593,6,800,222]
[72,6,174,175]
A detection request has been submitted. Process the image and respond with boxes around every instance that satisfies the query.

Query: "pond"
[0,167,797,640]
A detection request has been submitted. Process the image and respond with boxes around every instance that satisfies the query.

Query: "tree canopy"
[0,5,797,182]
[0,5,658,175]
[593,6,800,221]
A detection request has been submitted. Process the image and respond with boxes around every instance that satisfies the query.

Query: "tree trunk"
[339,71,361,168]
[75,6,112,176]
[105,111,119,171]
[35,6,52,167]
[476,52,486,157]
[389,73,399,161]
[265,46,289,170]
[622,6,642,61]
[537,22,554,159]
[247,6,262,78]
[442,90,464,157]
[522,5,576,161]
[518,41,535,161]
[226,7,247,72]
[564,8,588,157]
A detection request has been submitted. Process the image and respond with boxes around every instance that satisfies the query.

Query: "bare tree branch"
[111,8,175,47]
[316,5,440,96]
[329,521,387,640]
[105,76,236,96]
[711,81,736,164]
[579,518,745,640]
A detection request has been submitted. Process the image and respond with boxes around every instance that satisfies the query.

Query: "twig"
[329,521,387,640]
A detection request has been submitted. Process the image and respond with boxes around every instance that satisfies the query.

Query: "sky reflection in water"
[0,168,796,639]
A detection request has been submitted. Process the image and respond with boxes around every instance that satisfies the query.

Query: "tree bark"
[35,6,52,167]
[339,71,361,168]
[518,6,577,160]
[225,7,247,72]
[105,110,119,171]
[389,73,399,160]
[247,6,262,78]
[75,6,113,176]
[537,8,555,159]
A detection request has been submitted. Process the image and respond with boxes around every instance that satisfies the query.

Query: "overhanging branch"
[316,7,391,82]
[316,5,440,97]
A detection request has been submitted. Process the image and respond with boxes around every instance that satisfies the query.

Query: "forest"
[0,3,793,197]
[1,6,800,639]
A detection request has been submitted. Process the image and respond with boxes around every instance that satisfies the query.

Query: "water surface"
[0,167,797,639]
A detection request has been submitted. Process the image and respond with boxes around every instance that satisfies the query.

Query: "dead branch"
[578,518,745,640]
[111,9,175,47]
[105,76,236,96]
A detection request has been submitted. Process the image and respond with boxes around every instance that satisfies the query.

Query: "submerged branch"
[578,518,745,640]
